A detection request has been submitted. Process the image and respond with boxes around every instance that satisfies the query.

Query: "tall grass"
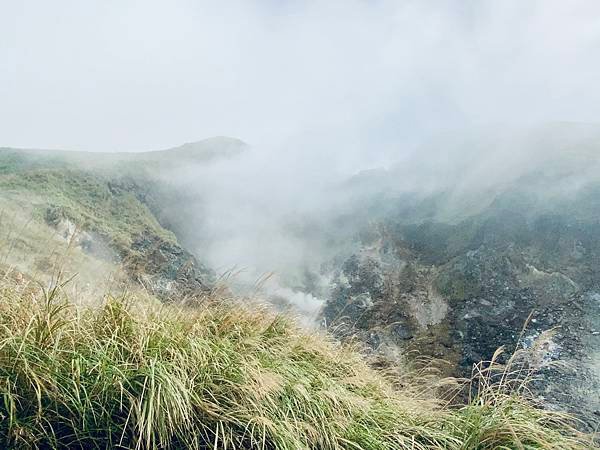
[0,279,595,449]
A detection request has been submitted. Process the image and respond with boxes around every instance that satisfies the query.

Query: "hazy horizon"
[2,1,600,172]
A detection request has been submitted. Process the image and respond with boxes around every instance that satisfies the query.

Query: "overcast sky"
[2,0,600,164]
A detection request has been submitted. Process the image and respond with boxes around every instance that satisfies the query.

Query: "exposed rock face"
[321,198,600,428]
[323,235,458,364]
[128,231,214,299]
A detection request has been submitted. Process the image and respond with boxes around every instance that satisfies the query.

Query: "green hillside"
[0,139,241,298]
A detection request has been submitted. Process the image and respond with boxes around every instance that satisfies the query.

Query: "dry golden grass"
[0,276,595,449]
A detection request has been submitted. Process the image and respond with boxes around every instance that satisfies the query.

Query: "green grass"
[0,153,214,299]
[0,279,594,449]
[0,147,180,257]
[0,168,175,252]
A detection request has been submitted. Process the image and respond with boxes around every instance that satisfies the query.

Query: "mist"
[2,1,600,155]
[3,1,600,320]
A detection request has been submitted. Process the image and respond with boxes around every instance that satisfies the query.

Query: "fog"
[2,1,600,319]
[2,1,600,161]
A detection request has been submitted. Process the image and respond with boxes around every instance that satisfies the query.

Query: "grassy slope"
[0,136,246,248]
[0,280,594,450]
[0,168,175,249]
[0,142,231,295]
[0,164,178,298]
[0,202,123,297]
[0,147,177,249]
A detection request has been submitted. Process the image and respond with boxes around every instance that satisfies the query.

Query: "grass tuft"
[0,280,595,449]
